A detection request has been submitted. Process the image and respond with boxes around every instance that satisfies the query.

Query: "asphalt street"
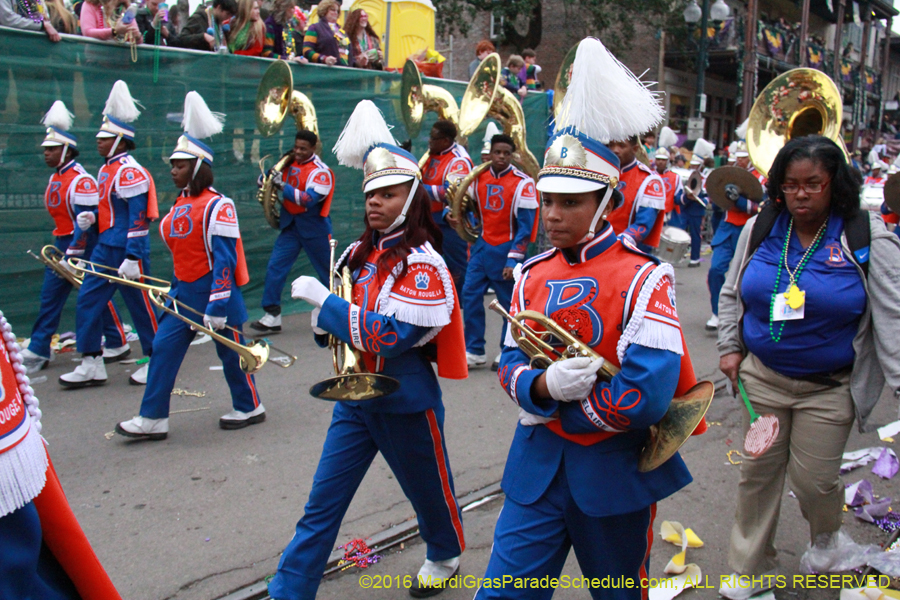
[17,255,900,600]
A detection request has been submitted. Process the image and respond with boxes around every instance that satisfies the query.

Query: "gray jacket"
[0,0,43,31]
[717,211,900,431]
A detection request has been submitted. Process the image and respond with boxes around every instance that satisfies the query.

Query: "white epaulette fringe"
[616,263,683,362]
[0,425,48,518]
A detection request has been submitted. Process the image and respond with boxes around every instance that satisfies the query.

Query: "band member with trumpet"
[678,154,709,268]
[60,81,159,389]
[116,92,264,441]
[706,142,765,331]
[457,133,537,371]
[422,119,474,295]
[270,101,467,600]
[606,136,667,253]
[20,100,130,375]
[476,38,702,599]
[654,147,684,229]
[250,129,334,334]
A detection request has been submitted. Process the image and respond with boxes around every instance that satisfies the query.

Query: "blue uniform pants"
[708,222,742,315]
[434,213,469,299]
[268,402,465,600]
[0,502,79,600]
[667,210,684,230]
[261,220,331,310]
[476,465,655,600]
[139,290,259,419]
[681,202,706,262]
[29,237,127,359]
[75,243,157,356]
[463,241,513,356]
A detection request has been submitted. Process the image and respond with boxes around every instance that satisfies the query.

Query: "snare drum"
[657,226,692,267]
[861,185,884,213]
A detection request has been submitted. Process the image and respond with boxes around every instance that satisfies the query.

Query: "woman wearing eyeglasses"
[716,135,900,599]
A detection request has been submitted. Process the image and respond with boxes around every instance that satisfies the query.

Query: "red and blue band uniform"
[880,201,900,238]
[260,155,335,313]
[28,160,127,360]
[422,143,474,295]
[708,165,766,316]
[674,172,708,263]
[606,159,667,253]
[477,223,701,600]
[864,174,886,186]
[462,165,538,357]
[139,189,260,419]
[659,167,684,230]
[71,152,159,356]
[269,233,468,600]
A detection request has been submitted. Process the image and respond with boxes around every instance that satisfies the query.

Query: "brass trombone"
[68,258,172,293]
[309,240,400,401]
[28,245,83,288]
[489,300,713,472]
[146,289,296,374]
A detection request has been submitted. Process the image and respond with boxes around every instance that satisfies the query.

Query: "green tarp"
[0,28,549,332]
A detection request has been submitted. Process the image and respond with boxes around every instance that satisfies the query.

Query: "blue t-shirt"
[742,211,867,378]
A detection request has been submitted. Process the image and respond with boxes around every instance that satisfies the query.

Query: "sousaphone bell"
[400,59,460,143]
[705,166,765,212]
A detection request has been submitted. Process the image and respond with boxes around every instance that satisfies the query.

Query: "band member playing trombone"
[21,100,130,375]
[60,81,159,388]
[269,101,466,600]
[116,92,264,441]
[476,38,702,599]
[251,130,335,334]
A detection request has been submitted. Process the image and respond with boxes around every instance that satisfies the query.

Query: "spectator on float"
[262,0,305,60]
[137,0,170,44]
[80,0,141,43]
[228,0,264,55]
[521,48,541,89]
[344,8,382,69]
[468,39,495,77]
[501,54,527,100]
[0,0,62,40]
[302,0,348,65]
[169,0,235,51]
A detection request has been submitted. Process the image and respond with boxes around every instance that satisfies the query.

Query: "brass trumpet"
[309,240,400,401]
[488,300,713,472]
[28,245,83,288]
[147,289,296,374]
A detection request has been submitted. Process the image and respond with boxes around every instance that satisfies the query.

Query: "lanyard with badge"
[768,217,828,341]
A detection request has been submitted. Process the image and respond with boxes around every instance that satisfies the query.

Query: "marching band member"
[251,130,334,334]
[270,101,467,600]
[606,135,667,253]
[421,119,474,295]
[458,133,537,371]
[21,101,131,375]
[706,141,765,331]
[654,147,684,229]
[678,153,709,268]
[0,310,123,599]
[116,92,263,440]
[60,81,159,388]
[864,161,886,186]
[476,37,703,600]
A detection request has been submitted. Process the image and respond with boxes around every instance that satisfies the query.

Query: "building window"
[490,13,505,40]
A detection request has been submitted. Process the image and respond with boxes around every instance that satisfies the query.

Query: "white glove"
[76,211,96,231]
[291,275,330,308]
[117,258,142,281]
[61,257,81,275]
[517,408,557,427]
[545,356,604,402]
[310,307,327,335]
[203,314,227,330]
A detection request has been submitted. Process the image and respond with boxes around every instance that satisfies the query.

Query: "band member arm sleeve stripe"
[317,294,432,358]
[507,207,537,265]
[624,206,659,243]
[68,202,98,255]
[497,345,559,417]
[735,195,760,215]
[558,343,680,434]
[124,192,150,257]
[206,235,237,317]
[289,187,324,207]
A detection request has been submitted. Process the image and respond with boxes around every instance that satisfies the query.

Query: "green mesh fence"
[0,28,549,332]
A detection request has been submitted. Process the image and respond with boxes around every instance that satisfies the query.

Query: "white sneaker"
[249,312,282,333]
[466,352,486,368]
[102,343,131,363]
[705,314,719,330]
[688,259,701,268]
[219,404,266,430]
[59,356,107,388]
[129,362,149,385]
[490,352,502,372]
[718,573,776,600]
[115,416,169,441]
[20,348,49,375]
[411,556,459,598]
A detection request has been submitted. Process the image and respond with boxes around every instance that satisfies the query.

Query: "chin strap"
[379,178,420,235]
[577,185,614,244]
[57,143,69,168]
[192,158,204,179]
[108,134,123,158]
